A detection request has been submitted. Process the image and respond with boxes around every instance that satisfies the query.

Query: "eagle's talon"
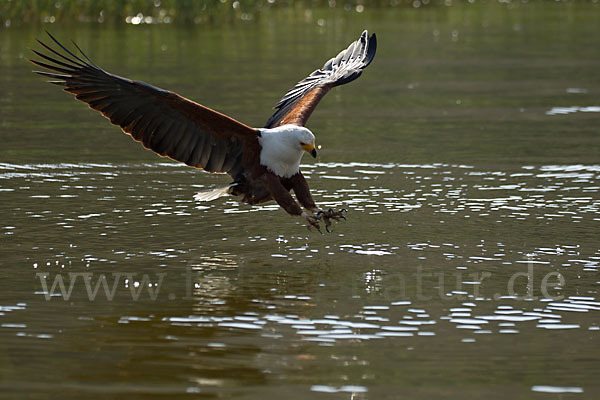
[340,208,348,221]
[311,225,323,235]
[323,217,332,231]
[314,207,347,232]
[305,215,323,234]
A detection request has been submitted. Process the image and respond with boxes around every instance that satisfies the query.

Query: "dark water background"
[1,3,599,399]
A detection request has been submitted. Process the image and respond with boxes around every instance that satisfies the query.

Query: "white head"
[257,124,317,178]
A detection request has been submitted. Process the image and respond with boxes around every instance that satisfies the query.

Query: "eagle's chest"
[257,135,304,178]
[259,156,302,178]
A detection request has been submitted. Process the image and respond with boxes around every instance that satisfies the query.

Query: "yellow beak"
[301,142,317,158]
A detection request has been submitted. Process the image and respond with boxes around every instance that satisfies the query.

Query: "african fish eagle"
[30,30,377,232]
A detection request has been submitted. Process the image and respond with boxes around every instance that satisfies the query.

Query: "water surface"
[1,3,599,399]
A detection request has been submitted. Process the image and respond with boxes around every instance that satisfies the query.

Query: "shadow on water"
[1,2,600,399]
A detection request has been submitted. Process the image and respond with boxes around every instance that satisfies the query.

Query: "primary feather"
[30,31,259,180]
[265,30,377,128]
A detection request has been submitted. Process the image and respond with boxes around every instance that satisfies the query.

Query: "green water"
[1,3,600,399]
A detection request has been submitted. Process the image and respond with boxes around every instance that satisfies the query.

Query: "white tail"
[193,184,236,202]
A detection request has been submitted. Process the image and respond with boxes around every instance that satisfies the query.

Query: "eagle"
[30,30,377,232]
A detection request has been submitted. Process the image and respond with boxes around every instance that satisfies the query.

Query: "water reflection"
[3,8,600,396]
[7,160,596,340]
[4,161,597,242]
[1,158,599,397]
[546,106,600,115]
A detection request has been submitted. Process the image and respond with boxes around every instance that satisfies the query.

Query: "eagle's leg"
[316,208,347,232]
[283,173,347,233]
[264,172,323,233]
[285,171,326,232]
[302,212,323,234]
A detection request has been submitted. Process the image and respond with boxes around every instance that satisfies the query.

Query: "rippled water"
[2,161,599,397]
[2,3,600,399]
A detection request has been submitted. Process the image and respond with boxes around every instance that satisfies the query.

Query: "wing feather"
[265,30,377,128]
[150,119,177,154]
[206,140,227,172]
[171,123,196,163]
[194,128,213,168]
[30,32,260,177]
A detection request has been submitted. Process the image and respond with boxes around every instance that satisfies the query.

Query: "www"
[36,272,165,301]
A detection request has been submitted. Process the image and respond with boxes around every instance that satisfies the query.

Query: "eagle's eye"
[299,142,306,146]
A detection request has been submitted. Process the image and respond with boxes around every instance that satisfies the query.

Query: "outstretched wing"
[30,32,260,176]
[265,30,377,129]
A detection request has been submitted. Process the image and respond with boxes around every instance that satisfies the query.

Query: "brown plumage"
[277,86,330,127]
[30,30,377,231]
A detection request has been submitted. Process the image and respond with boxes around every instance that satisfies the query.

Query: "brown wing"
[30,32,260,177]
[265,30,377,129]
